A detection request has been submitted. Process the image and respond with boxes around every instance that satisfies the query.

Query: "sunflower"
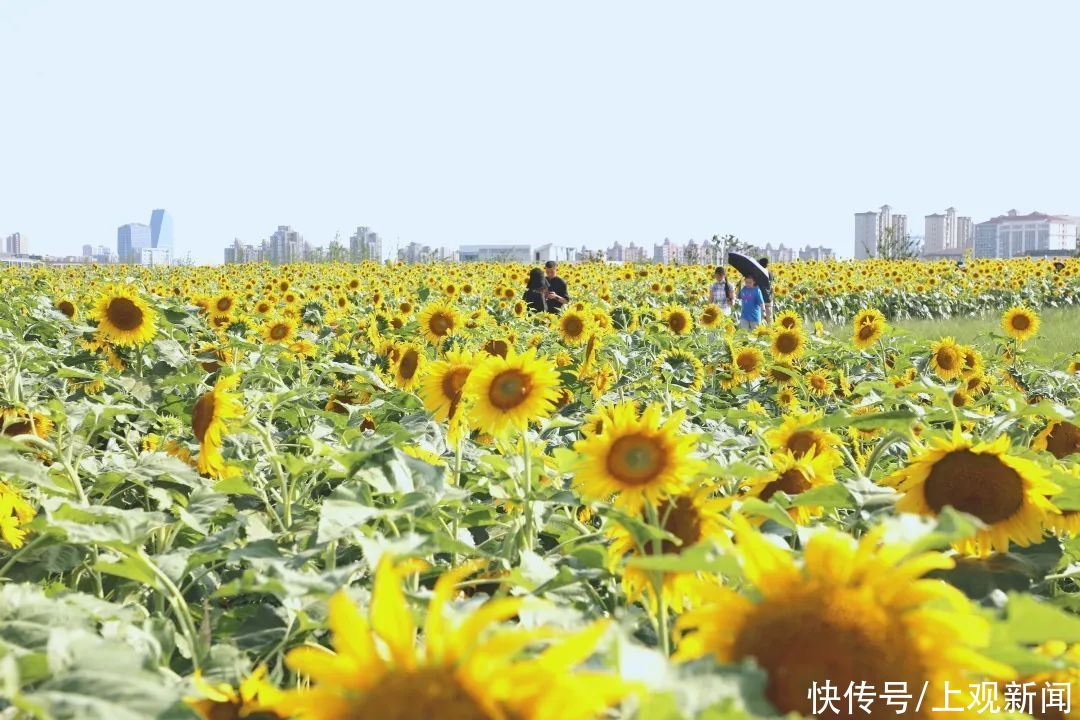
[660,305,693,336]
[212,293,237,316]
[739,450,836,525]
[773,309,801,331]
[1,407,54,439]
[92,285,157,346]
[851,317,885,350]
[775,386,798,410]
[611,305,638,332]
[674,518,1013,719]
[699,304,724,329]
[852,307,886,329]
[557,310,591,346]
[1032,420,1080,460]
[418,301,461,345]
[274,558,630,720]
[929,336,964,380]
[185,665,284,720]
[607,487,730,612]
[884,430,1061,556]
[263,317,297,344]
[805,369,835,396]
[55,298,77,320]
[421,347,476,444]
[653,349,705,394]
[731,346,765,380]
[1002,306,1039,342]
[463,348,561,437]
[763,410,844,469]
[0,482,34,549]
[193,374,244,479]
[392,342,425,391]
[573,401,703,513]
[768,327,805,361]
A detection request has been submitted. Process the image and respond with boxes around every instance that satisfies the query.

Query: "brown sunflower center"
[809,375,828,391]
[350,667,491,720]
[659,495,703,554]
[562,316,585,337]
[702,307,719,324]
[399,349,420,380]
[606,432,667,486]
[786,430,824,459]
[442,367,472,418]
[216,297,233,312]
[923,450,1024,524]
[2,416,33,437]
[488,369,531,411]
[759,468,811,501]
[1046,422,1080,459]
[270,323,289,340]
[57,301,76,318]
[775,332,799,354]
[732,588,925,719]
[192,392,217,443]
[483,340,509,358]
[736,352,759,373]
[667,313,688,333]
[935,348,957,370]
[857,324,876,341]
[428,312,452,336]
[780,317,797,329]
[1011,314,1031,331]
[106,297,144,331]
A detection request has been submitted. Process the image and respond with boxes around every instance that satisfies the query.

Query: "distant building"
[891,214,908,245]
[139,247,171,266]
[653,238,678,264]
[924,207,958,255]
[798,245,835,261]
[972,210,1080,258]
[349,226,383,262]
[534,244,575,263]
[624,242,646,262]
[149,209,174,256]
[82,244,94,257]
[269,225,305,264]
[607,241,624,262]
[117,223,152,262]
[457,244,531,262]
[4,232,28,255]
[854,211,878,259]
[956,215,973,250]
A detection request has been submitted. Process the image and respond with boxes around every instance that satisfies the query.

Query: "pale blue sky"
[2,1,1078,264]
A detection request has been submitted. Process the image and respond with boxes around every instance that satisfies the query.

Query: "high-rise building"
[117,223,152,262]
[854,211,878,259]
[624,242,646,262]
[653,238,678,264]
[955,216,973,250]
[607,241,624,262]
[348,226,383,262]
[269,226,305,264]
[5,232,28,255]
[149,209,174,256]
[924,207,962,256]
[798,245,835,261]
[891,214,908,245]
[82,244,94,257]
[876,205,892,244]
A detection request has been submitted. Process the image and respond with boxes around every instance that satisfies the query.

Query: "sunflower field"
[1,257,1080,720]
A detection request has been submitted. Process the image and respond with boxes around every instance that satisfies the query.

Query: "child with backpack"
[709,267,735,316]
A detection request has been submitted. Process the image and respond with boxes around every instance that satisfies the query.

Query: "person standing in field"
[524,268,548,313]
[738,274,765,331]
[709,266,734,316]
[757,257,773,323]
[543,260,569,311]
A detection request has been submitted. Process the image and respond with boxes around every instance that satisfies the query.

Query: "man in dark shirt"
[543,261,569,311]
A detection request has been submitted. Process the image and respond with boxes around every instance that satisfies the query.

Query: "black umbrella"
[728,251,770,289]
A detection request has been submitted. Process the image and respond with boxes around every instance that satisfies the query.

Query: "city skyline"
[4,2,1080,264]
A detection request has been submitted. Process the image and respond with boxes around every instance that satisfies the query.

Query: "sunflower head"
[92,286,157,346]
[1002,306,1039,341]
[463,348,561,437]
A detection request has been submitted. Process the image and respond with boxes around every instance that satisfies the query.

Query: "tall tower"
[854,211,879,259]
[150,209,174,258]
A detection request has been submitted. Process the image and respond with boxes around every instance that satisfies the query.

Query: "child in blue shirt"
[738,275,765,330]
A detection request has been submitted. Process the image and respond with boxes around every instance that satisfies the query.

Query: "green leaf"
[998,593,1080,644]
[736,497,796,530]
[95,554,160,589]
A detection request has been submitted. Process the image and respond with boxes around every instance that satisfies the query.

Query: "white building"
[139,247,171,266]
[349,226,383,262]
[956,216,973,250]
[973,210,1080,258]
[891,214,908,245]
[653,238,678,264]
[624,242,646,262]
[457,244,531,262]
[4,232,28,255]
[269,226,304,264]
[924,207,959,255]
[607,241,624,262]
[533,244,576,264]
[854,211,878,259]
[799,245,835,261]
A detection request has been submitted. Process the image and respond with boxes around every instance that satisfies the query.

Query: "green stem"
[644,500,670,656]
[0,534,46,577]
[521,429,534,553]
[134,548,203,669]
